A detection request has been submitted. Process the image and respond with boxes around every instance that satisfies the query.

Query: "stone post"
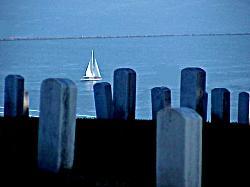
[23,90,29,117]
[203,91,208,122]
[94,82,113,119]
[238,92,250,125]
[211,88,230,124]
[113,68,136,120]
[38,78,77,173]
[157,107,202,187]
[4,75,24,117]
[180,67,207,121]
[151,87,171,120]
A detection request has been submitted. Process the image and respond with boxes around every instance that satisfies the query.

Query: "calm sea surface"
[0,35,250,121]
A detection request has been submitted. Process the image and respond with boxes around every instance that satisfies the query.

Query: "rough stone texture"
[211,88,230,124]
[94,82,113,119]
[151,87,171,120]
[180,67,207,121]
[23,90,29,117]
[238,92,250,125]
[157,107,202,187]
[203,91,208,122]
[113,68,136,120]
[38,78,77,173]
[4,75,24,117]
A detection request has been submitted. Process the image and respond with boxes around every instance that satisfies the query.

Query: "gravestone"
[38,78,77,173]
[157,107,202,187]
[113,68,136,120]
[211,88,230,124]
[238,92,249,125]
[151,86,171,120]
[180,67,207,121]
[23,90,29,117]
[4,75,24,117]
[94,82,113,119]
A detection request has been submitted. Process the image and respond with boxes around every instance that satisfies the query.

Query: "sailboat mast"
[91,50,94,63]
[91,50,94,74]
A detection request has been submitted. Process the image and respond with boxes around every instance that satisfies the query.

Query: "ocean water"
[0,35,250,121]
[1,0,250,121]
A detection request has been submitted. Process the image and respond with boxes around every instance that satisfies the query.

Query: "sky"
[0,0,250,38]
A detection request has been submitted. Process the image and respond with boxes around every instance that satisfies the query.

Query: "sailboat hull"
[80,76,102,81]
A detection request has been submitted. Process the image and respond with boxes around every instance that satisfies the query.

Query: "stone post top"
[94,82,111,88]
[158,107,202,122]
[181,67,206,73]
[41,78,76,87]
[176,107,202,121]
[239,91,250,96]
[151,86,171,92]
[211,88,230,93]
[114,68,136,74]
[5,74,24,80]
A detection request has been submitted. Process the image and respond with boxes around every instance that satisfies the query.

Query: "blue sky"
[0,0,250,37]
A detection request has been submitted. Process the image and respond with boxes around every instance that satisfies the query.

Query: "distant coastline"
[1,32,250,42]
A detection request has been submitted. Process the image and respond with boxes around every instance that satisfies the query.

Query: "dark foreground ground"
[0,117,250,186]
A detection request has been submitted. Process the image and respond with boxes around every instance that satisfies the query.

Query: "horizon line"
[1,32,250,42]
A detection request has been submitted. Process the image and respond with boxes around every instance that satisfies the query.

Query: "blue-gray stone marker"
[203,91,208,122]
[211,88,230,124]
[38,78,77,173]
[238,92,250,125]
[113,68,136,120]
[4,75,24,117]
[151,86,171,120]
[157,107,202,187]
[180,67,207,121]
[23,90,29,117]
[94,82,113,119]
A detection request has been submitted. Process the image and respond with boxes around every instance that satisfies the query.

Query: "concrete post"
[211,88,230,124]
[238,92,250,125]
[113,68,136,120]
[23,90,29,117]
[38,78,77,173]
[157,107,202,187]
[180,67,207,121]
[4,75,24,117]
[94,82,113,119]
[151,87,171,120]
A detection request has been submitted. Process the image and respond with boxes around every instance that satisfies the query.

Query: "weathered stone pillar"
[211,88,230,124]
[157,107,202,187]
[151,86,171,120]
[4,75,24,117]
[38,78,77,173]
[113,68,136,120]
[23,90,29,117]
[94,82,113,119]
[180,67,207,121]
[238,92,250,125]
[203,91,208,122]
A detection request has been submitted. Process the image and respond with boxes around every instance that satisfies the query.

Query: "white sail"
[93,59,101,77]
[85,60,93,77]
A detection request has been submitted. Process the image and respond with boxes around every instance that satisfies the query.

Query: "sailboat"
[80,50,102,81]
